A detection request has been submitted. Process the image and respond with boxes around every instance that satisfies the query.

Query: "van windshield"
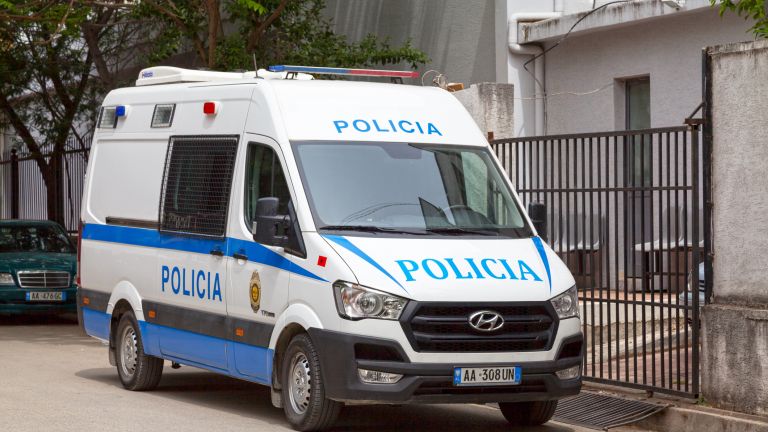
[292,141,532,238]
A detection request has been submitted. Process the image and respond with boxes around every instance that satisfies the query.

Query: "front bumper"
[307,328,583,404]
[0,286,78,314]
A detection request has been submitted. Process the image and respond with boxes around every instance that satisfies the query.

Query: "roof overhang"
[520,0,716,44]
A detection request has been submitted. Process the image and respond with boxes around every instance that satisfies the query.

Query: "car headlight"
[0,273,14,285]
[333,281,408,320]
[551,285,579,319]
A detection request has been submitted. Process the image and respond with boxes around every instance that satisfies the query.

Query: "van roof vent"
[135,66,312,86]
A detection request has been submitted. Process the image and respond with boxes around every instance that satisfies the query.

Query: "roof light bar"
[268,65,419,79]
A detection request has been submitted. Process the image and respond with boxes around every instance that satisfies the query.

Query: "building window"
[625,77,650,130]
[625,77,651,187]
[159,135,239,237]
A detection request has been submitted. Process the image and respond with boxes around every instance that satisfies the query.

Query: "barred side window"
[159,136,239,237]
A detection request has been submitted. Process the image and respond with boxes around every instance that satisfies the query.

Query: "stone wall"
[452,83,515,140]
[702,39,768,416]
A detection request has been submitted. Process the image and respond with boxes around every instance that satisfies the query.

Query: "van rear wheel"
[498,400,558,426]
[115,312,163,391]
[281,334,341,431]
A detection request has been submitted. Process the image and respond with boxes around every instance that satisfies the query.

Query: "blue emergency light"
[268,65,419,79]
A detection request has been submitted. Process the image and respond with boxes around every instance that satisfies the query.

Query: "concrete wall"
[324,0,498,87]
[540,7,752,134]
[702,39,768,417]
[452,83,515,139]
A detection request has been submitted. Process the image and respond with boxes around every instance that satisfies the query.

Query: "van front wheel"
[281,334,341,431]
[115,312,163,391]
[498,400,558,426]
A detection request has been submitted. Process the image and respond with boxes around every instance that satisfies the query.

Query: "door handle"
[233,252,248,261]
[209,249,224,257]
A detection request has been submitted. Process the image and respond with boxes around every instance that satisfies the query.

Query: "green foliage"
[234,0,268,15]
[0,2,92,147]
[139,0,428,72]
[713,0,768,39]
[248,0,429,73]
[0,0,429,223]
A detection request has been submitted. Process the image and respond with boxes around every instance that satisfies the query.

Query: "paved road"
[0,315,635,432]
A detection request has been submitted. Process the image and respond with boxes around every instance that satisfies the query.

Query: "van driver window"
[245,144,291,229]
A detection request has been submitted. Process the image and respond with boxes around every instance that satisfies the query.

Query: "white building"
[326,0,754,137]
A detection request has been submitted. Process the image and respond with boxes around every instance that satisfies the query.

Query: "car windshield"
[0,224,75,253]
[292,141,531,238]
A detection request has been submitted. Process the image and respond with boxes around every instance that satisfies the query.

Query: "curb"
[636,405,768,432]
[581,383,768,432]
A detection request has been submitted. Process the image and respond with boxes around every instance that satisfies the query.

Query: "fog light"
[556,365,581,380]
[358,368,403,384]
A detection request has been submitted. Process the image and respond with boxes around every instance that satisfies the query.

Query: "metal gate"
[492,124,706,398]
[0,134,91,233]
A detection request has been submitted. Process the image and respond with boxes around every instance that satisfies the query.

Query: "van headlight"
[333,281,408,320]
[0,273,14,285]
[550,285,579,319]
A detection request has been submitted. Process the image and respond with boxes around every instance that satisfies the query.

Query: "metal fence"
[0,134,91,232]
[492,124,706,398]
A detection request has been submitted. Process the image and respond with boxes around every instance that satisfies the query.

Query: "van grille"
[400,303,557,353]
[17,271,71,289]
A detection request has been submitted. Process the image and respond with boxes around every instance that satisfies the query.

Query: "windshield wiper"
[425,226,500,236]
[319,225,428,235]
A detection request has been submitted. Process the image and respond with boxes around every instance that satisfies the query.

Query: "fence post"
[10,148,19,219]
[56,150,65,225]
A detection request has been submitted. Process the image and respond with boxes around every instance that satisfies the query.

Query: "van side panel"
[81,138,166,315]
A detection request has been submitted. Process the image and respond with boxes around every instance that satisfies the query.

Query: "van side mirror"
[253,197,287,246]
[528,202,547,242]
[252,197,306,257]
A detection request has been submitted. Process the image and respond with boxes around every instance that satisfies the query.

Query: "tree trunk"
[42,154,63,226]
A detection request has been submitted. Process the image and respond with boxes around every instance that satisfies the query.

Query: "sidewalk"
[582,383,768,432]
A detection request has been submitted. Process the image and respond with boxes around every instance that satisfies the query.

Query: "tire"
[281,333,341,431]
[115,312,163,391]
[498,400,558,426]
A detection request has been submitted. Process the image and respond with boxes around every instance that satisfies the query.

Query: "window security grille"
[159,136,239,237]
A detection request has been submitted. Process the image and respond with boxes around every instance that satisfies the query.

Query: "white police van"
[78,65,582,431]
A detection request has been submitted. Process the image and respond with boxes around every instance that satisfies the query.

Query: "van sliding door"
[151,135,238,371]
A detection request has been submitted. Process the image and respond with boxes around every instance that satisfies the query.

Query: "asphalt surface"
[0,315,636,432]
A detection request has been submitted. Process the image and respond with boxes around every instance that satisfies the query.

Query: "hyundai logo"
[468,310,504,332]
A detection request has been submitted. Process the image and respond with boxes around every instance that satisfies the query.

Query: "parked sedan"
[0,220,77,315]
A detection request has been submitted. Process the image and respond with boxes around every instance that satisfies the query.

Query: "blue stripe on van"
[82,308,111,340]
[83,311,273,384]
[82,224,325,282]
[531,236,552,293]
[323,234,408,294]
[141,319,274,385]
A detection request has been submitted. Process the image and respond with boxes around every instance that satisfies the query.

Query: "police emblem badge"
[250,271,261,312]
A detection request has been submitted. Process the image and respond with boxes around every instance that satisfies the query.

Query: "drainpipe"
[508,12,561,136]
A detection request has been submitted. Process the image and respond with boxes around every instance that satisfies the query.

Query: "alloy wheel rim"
[288,352,311,414]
